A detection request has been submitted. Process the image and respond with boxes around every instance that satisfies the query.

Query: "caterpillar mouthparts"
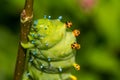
[21,16,80,80]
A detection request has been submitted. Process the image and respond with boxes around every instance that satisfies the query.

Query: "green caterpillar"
[21,16,80,80]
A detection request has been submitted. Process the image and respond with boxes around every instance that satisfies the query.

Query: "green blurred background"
[0,0,120,80]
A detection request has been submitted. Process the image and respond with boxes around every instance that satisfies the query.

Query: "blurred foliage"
[0,0,120,80]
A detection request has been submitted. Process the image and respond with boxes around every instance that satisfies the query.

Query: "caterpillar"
[21,16,80,80]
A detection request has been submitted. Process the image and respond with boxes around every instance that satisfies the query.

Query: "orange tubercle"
[71,42,80,49]
[73,29,80,37]
[65,21,72,28]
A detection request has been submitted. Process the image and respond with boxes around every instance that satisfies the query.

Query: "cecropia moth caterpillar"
[21,16,80,80]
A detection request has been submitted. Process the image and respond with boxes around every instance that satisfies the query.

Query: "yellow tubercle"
[73,63,80,71]
[70,75,77,80]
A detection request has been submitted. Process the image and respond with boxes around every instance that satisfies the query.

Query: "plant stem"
[14,0,34,80]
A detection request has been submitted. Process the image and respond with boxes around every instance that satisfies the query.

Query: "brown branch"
[14,0,34,80]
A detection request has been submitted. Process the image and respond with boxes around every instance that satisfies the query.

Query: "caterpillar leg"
[21,72,33,80]
[21,42,34,49]
[22,72,33,80]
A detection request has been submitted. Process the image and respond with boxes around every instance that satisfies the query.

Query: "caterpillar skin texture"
[21,18,80,80]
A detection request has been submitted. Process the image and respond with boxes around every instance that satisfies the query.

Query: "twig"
[14,0,34,80]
